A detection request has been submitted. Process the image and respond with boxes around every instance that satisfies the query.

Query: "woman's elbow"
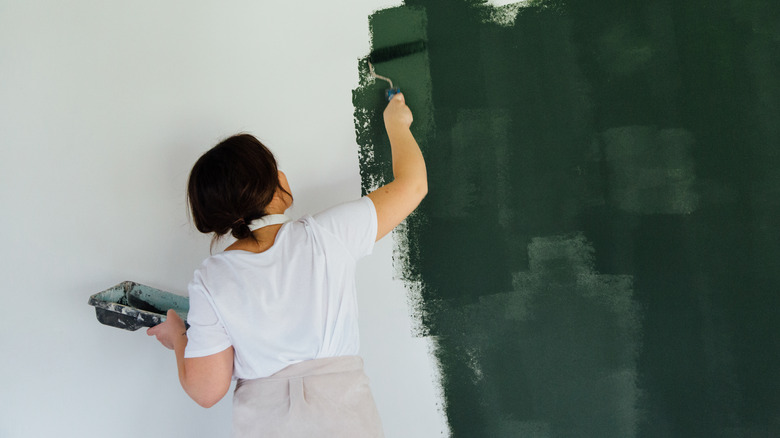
[419,180,428,198]
[394,178,428,205]
[190,389,227,408]
[183,380,230,408]
[195,396,221,409]
[411,177,428,202]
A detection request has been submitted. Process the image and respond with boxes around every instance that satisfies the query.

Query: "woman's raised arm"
[366,93,428,241]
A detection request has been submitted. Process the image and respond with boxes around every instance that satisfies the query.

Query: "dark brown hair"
[187,134,290,243]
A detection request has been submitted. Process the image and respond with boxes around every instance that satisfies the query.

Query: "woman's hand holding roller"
[383,93,413,132]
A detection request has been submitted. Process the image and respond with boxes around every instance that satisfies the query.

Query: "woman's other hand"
[147,309,187,350]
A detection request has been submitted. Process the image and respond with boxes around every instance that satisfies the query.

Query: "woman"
[148,93,426,437]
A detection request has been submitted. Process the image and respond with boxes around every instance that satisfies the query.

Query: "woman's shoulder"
[311,197,375,225]
[308,197,377,258]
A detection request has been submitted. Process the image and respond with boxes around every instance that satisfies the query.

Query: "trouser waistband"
[236,355,364,388]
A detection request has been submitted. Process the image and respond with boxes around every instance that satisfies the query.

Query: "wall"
[354,0,780,437]
[0,1,447,436]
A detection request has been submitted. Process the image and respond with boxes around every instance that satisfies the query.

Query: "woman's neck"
[225,223,284,253]
[225,193,291,253]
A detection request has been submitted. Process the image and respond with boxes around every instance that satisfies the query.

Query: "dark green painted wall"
[353,1,780,436]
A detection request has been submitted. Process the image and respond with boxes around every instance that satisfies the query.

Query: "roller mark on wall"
[353,6,434,197]
[432,234,639,437]
[602,126,699,214]
[427,109,511,220]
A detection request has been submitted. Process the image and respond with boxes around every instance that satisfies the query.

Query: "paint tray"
[88,281,189,331]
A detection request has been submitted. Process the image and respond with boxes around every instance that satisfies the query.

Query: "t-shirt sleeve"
[184,273,233,358]
[311,196,378,260]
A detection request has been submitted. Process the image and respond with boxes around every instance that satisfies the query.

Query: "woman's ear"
[276,171,293,208]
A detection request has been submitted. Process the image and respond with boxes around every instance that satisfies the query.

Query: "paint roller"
[367,40,427,101]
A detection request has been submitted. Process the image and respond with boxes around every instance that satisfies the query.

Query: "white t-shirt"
[184,197,378,380]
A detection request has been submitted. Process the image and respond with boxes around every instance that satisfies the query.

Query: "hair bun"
[231,218,253,240]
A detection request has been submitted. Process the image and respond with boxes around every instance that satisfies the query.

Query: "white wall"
[0,1,446,436]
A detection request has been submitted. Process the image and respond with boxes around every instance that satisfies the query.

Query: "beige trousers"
[232,356,385,438]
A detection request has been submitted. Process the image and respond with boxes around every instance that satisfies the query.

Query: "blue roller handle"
[386,87,401,101]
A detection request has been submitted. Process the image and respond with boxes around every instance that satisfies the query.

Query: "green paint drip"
[353,0,780,436]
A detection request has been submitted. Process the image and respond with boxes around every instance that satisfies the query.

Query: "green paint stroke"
[602,126,699,214]
[436,234,640,437]
[353,0,780,436]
